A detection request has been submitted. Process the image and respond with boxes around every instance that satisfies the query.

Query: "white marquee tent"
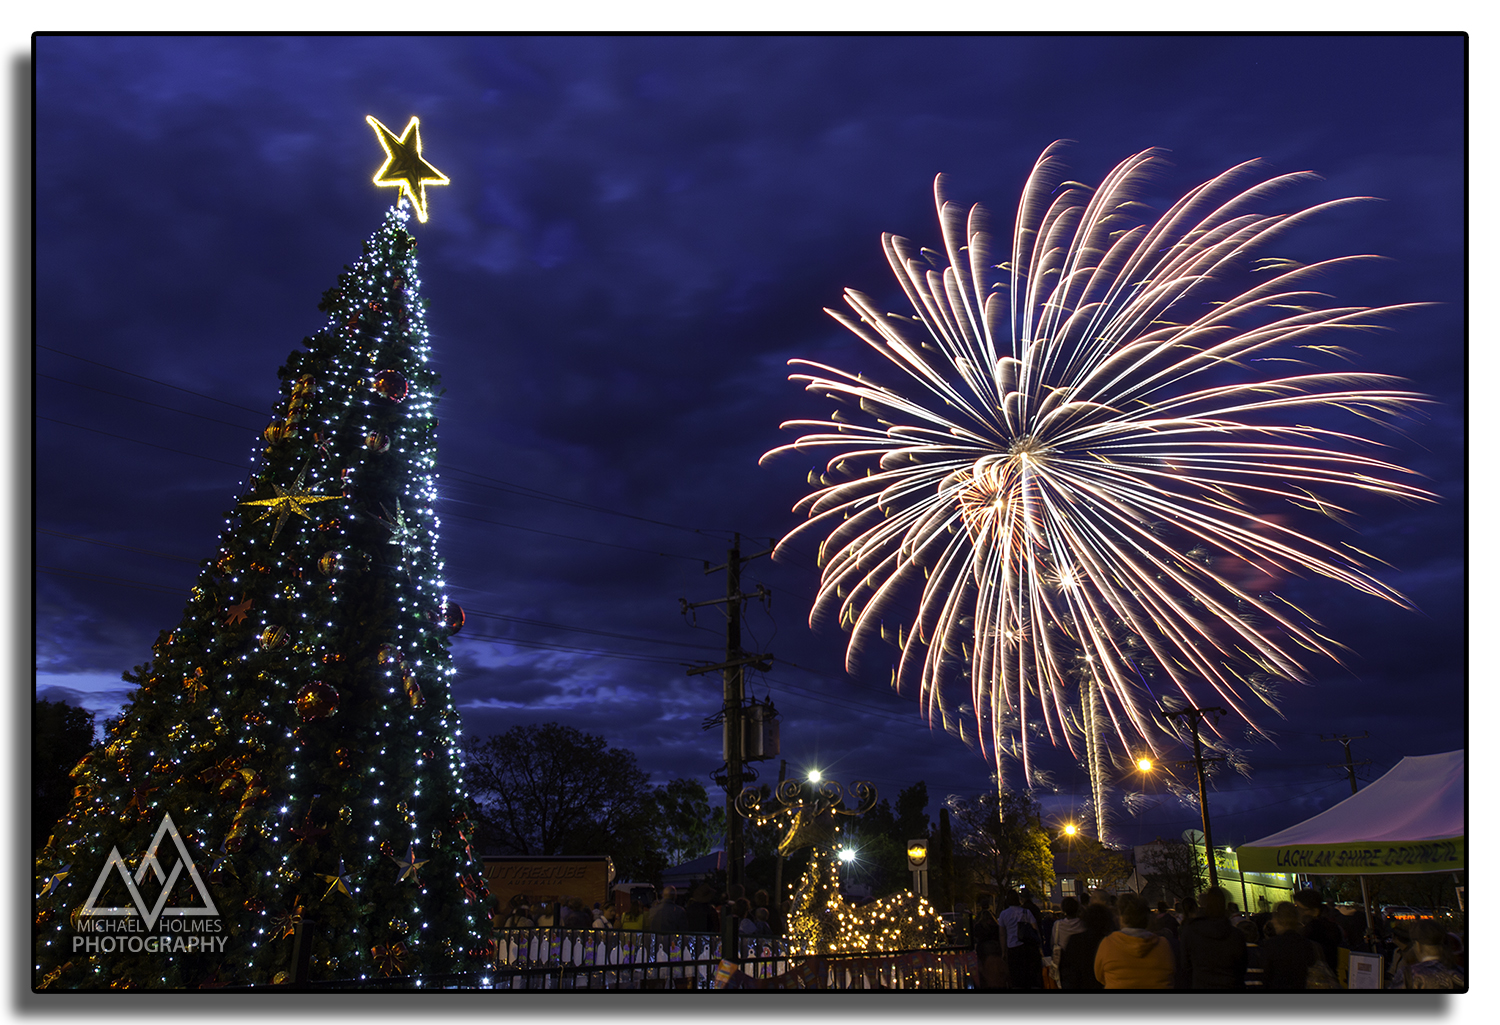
[1237,750,1463,876]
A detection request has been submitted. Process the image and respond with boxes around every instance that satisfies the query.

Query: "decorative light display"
[365,116,449,224]
[737,777,944,957]
[33,123,485,988]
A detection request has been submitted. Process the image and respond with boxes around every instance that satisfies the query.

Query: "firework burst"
[764,142,1434,801]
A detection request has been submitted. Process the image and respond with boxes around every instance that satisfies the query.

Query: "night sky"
[34,34,1464,857]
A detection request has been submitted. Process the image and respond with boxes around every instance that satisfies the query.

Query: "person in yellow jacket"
[1095,893,1176,989]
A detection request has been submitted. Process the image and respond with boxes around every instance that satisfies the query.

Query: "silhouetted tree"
[650,777,726,866]
[1139,838,1206,902]
[33,698,95,854]
[947,787,1055,894]
[464,723,726,883]
[1060,830,1132,892]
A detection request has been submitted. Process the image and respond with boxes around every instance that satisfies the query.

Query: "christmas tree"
[34,117,489,990]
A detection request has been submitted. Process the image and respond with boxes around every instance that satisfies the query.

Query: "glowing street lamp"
[1063,823,1078,838]
[807,769,822,783]
[907,839,929,897]
[1136,756,1154,773]
[836,846,857,893]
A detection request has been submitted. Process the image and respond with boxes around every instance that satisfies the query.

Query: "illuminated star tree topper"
[366,115,450,223]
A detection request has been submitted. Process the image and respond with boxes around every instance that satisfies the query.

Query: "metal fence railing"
[482,929,976,990]
[490,927,788,989]
[254,929,977,990]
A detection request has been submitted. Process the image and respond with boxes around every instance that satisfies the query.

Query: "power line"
[38,416,251,470]
[39,344,749,543]
[37,344,268,415]
[441,509,705,562]
[441,465,732,541]
[37,528,202,564]
[462,606,720,652]
[1174,777,1351,823]
[35,411,708,566]
[38,374,261,432]
[457,629,688,666]
[36,531,718,655]
[36,565,187,597]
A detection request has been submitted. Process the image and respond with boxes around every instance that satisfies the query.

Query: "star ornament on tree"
[375,500,423,567]
[240,467,341,546]
[38,865,70,898]
[319,860,354,901]
[389,844,429,884]
[366,115,449,224]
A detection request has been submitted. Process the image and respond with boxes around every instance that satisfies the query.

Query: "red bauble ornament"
[443,604,465,635]
[295,680,340,721]
[371,370,408,403]
[364,433,390,453]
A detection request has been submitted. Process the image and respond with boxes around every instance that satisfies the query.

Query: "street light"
[1136,756,1153,773]
[807,769,822,783]
[834,846,857,897]
[906,840,929,897]
[1063,823,1078,837]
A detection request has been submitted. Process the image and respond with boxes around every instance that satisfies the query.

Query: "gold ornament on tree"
[239,465,341,545]
[371,941,410,977]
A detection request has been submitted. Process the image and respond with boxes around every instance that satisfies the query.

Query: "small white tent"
[1237,750,1463,875]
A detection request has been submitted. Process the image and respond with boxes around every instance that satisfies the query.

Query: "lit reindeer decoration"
[737,777,943,956]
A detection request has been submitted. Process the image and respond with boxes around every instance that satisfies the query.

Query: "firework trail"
[764,142,1434,802]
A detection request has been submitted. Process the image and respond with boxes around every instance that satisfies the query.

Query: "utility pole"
[937,807,954,913]
[1161,704,1227,889]
[1322,731,1376,941]
[772,758,787,930]
[682,533,773,898]
[1321,731,1371,796]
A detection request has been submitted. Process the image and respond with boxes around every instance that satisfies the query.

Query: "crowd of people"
[967,885,1466,991]
[498,883,779,938]
[495,879,1464,991]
